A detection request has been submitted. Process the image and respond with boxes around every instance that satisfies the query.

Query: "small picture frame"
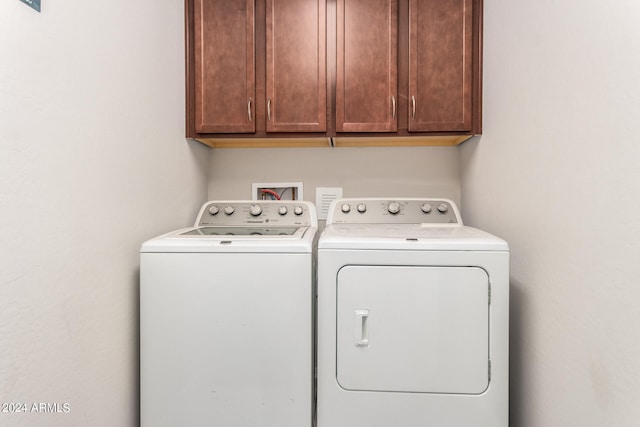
[20,0,41,12]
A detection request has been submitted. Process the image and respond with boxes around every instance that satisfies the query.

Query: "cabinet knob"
[247,98,252,122]
[267,98,272,121]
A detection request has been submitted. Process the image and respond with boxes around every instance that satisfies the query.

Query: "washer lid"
[140,226,316,253]
[319,224,508,251]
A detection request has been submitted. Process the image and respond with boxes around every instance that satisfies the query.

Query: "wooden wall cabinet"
[408,0,475,133]
[186,0,483,147]
[187,0,329,145]
[266,0,327,133]
[336,0,397,132]
[193,0,255,133]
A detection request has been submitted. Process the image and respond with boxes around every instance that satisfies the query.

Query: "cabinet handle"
[247,98,252,122]
[411,96,416,120]
[267,98,272,121]
[392,96,396,119]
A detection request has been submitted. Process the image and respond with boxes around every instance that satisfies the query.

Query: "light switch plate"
[316,187,343,220]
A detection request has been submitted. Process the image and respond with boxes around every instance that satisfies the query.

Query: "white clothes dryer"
[140,200,317,427]
[316,198,509,427]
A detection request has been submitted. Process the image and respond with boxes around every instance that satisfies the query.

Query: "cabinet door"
[194,0,255,133]
[408,0,473,132]
[266,0,326,132]
[336,0,398,132]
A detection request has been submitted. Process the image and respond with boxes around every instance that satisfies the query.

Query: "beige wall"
[461,0,640,425]
[0,1,209,425]
[208,146,461,208]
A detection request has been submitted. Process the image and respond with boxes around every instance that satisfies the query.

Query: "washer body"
[317,199,509,427]
[141,201,317,427]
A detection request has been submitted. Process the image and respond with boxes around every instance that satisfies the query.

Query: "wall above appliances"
[185,0,483,148]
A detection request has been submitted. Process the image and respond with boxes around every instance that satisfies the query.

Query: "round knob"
[387,202,400,215]
[224,205,235,215]
[341,203,351,213]
[356,203,367,213]
[437,203,448,213]
[249,204,262,216]
[294,206,304,216]
[278,206,288,216]
[421,203,432,214]
[208,205,220,215]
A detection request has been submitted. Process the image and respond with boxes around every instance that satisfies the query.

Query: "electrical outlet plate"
[252,182,303,201]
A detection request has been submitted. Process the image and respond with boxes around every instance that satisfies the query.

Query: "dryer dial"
[387,202,400,215]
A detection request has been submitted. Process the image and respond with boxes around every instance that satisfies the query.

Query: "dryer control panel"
[327,198,462,225]
[195,200,317,227]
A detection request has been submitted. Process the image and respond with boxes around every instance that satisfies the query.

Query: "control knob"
[294,206,304,216]
[341,203,351,213]
[224,205,235,215]
[249,204,262,216]
[437,203,448,213]
[278,206,288,216]
[387,202,400,215]
[208,205,220,215]
[421,203,432,214]
[356,203,367,213]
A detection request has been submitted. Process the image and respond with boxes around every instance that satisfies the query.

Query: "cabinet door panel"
[195,0,255,133]
[266,0,326,132]
[337,0,397,132]
[409,0,472,132]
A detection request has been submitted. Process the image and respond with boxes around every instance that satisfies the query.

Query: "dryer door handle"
[354,310,370,347]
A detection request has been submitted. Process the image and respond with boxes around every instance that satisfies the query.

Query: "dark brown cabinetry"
[266,0,327,132]
[193,0,255,133]
[336,0,397,132]
[186,0,483,147]
[187,0,328,143]
[408,0,474,133]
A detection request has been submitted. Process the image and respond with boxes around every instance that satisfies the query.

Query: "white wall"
[0,1,209,426]
[208,146,461,208]
[461,0,640,425]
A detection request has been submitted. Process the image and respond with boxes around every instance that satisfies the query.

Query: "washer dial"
[249,204,262,216]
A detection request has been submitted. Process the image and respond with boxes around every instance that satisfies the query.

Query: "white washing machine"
[317,198,509,427]
[140,200,317,427]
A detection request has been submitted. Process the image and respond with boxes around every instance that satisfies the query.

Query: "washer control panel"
[327,198,461,225]
[195,200,316,227]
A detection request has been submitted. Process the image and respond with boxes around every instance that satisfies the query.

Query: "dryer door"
[336,265,489,394]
